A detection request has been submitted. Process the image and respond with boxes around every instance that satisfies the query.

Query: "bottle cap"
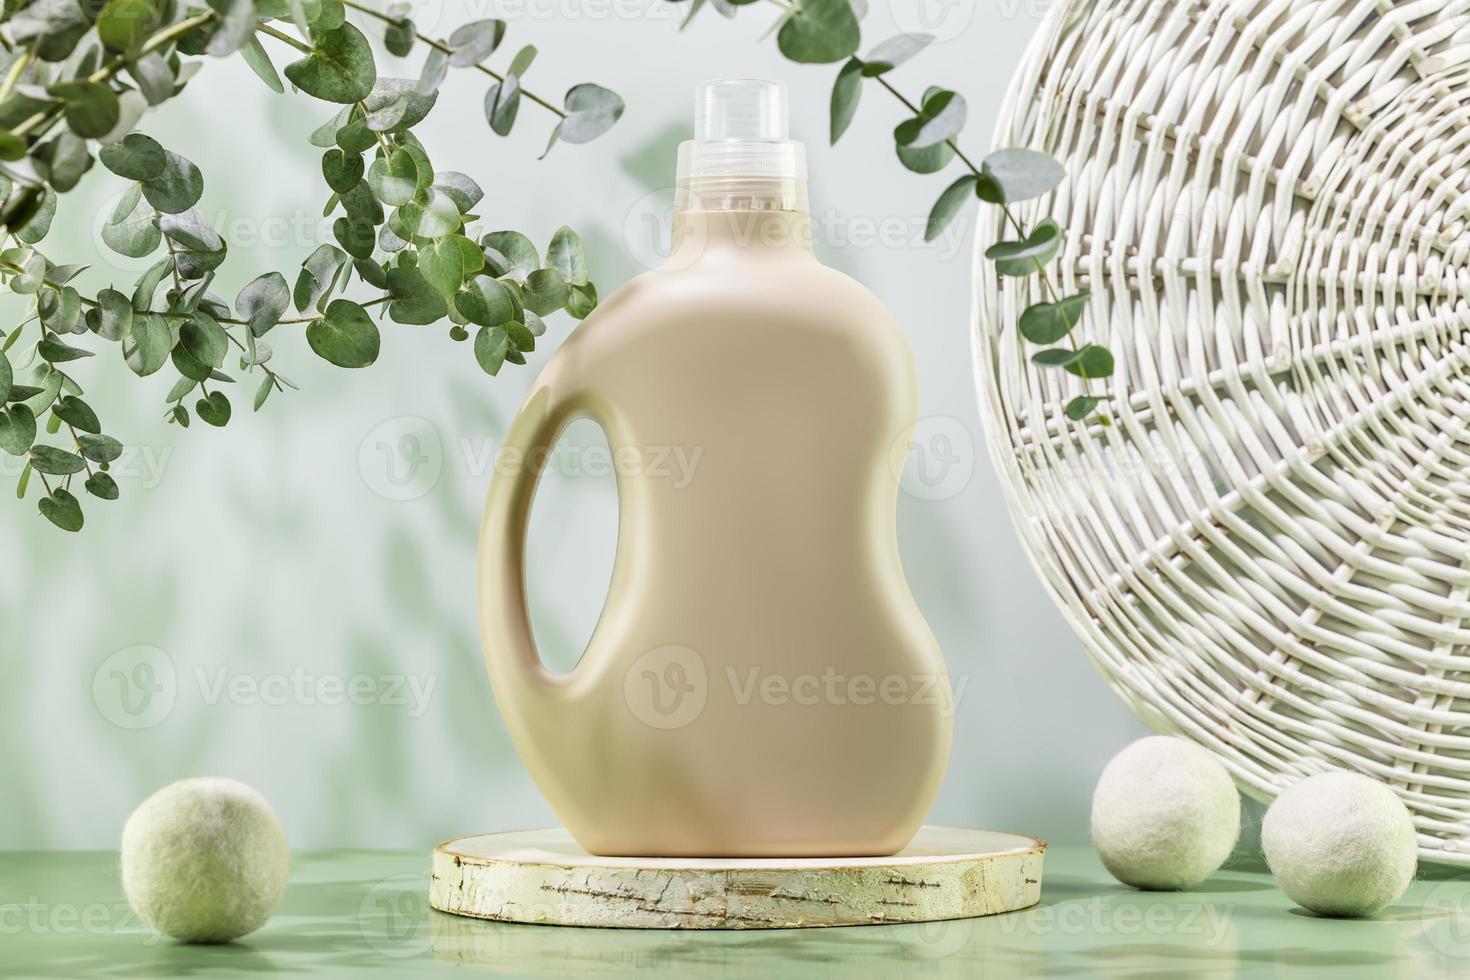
[676,79,808,212]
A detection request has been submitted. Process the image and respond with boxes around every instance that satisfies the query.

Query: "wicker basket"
[975,0,1470,864]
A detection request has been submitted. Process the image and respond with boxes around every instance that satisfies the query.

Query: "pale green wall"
[0,1,1147,850]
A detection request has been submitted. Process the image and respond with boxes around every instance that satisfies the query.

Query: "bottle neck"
[674,174,809,213]
[668,209,815,267]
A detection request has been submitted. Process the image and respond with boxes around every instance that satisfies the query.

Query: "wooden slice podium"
[429,826,1045,929]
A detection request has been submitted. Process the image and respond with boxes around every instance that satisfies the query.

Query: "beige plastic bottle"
[479,80,952,857]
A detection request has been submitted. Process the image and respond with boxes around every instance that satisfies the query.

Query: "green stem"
[11,9,218,139]
[339,0,566,118]
[0,44,36,107]
[64,423,94,478]
[873,75,982,178]
[870,75,1107,418]
[256,21,314,56]
[0,257,389,327]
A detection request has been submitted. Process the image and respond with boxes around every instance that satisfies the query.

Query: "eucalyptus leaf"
[127,53,175,105]
[234,271,290,338]
[86,470,120,500]
[895,90,966,149]
[484,76,521,136]
[141,152,204,214]
[830,58,862,144]
[17,365,61,415]
[391,188,459,240]
[506,319,536,352]
[179,313,228,369]
[322,148,364,193]
[37,335,92,363]
[39,488,83,532]
[481,230,538,278]
[1019,293,1090,345]
[419,234,483,298]
[283,23,377,104]
[294,243,349,313]
[93,288,134,341]
[240,33,286,93]
[473,324,509,376]
[455,276,515,327]
[0,405,36,455]
[29,444,86,476]
[862,33,931,75]
[53,395,100,433]
[982,148,1066,203]
[102,191,161,258]
[16,188,57,244]
[99,132,165,181]
[508,44,537,76]
[417,46,448,95]
[566,281,597,319]
[523,268,567,316]
[123,312,170,376]
[986,219,1063,276]
[159,209,223,253]
[49,80,121,138]
[385,17,415,57]
[333,215,375,259]
[432,172,483,214]
[368,148,419,206]
[196,391,231,427]
[556,84,624,145]
[448,19,506,67]
[896,139,954,174]
[547,225,588,284]
[363,78,437,132]
[206,0,255,56]
[777,0,860,64]
[34,132,92,192]
[925,174,977,242]
[253,375,274,411]
[78,432,123,462]
[307,299,380,368]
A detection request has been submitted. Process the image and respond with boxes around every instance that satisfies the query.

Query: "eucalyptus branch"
[0,2,625,531]
[671,0,1114,424]
[0,259,388,327]
[340,0,565,118]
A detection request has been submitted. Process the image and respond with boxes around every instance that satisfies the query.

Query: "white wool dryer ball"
[1091,735,1241,890]
[1262,770,1418,917]
[121,777,289,943]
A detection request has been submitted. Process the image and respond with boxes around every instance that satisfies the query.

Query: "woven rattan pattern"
[975,0,1470,863]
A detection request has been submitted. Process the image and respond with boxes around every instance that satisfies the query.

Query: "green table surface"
[4,847,1470,978]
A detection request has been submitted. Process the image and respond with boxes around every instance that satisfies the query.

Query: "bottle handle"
[478,383,582,715]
